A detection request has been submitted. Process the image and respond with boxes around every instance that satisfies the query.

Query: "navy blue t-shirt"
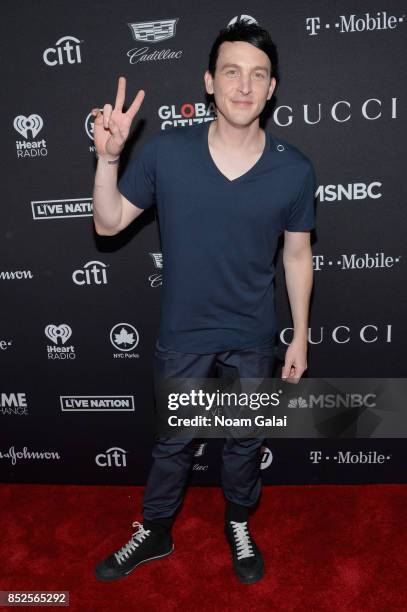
[118,121,316,354]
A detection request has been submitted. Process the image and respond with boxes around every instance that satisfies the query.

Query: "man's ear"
[204,70,214,95]
[267,77,277,101]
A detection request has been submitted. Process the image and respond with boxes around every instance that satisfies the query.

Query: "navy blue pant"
[142,339,276,524]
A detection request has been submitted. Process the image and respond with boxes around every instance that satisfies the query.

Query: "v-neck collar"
[202,120,270,184]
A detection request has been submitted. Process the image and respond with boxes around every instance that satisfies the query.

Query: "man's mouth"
[232,100,253,106]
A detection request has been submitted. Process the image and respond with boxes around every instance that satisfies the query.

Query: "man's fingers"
[102,104,113,129]
[114,76,126,111]
[126,89,145,121]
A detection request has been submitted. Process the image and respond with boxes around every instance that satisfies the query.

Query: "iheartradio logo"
[13,114,43,139]
[45,324,72,345]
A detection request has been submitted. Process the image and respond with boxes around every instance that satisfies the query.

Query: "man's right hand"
[91,76,145,160]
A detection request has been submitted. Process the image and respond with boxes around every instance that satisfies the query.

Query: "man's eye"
[255,72,265,79]
[226,70,236,75]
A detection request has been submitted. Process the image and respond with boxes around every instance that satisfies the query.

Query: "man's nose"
[238,74,252,94]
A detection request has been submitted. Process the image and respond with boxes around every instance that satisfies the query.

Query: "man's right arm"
[90,76,146,236]
[93,155,145,236]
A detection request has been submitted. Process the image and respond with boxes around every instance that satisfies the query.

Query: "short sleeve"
[118,134,160,209]
[285,162,316,231]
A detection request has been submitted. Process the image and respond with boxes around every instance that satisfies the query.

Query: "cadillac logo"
[128,19,178,43]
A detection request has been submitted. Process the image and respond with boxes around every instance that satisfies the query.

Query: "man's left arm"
[281,230,313,382]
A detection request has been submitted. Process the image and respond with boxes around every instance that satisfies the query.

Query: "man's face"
[204,40,276,127]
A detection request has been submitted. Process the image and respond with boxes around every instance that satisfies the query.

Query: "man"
[92,19,316,584]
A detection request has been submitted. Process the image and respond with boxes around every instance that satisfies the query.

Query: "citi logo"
[306,12,405,36]
[280,325,392,345]
[95,447,127,468]
[317,182,382,202]
[72,261,108,286]
[43,36,83,66]
[273,98,397,126]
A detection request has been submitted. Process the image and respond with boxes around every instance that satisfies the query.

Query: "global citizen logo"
[0,270,33,280]
[309,450,391,464]
[43,35,83,66]
[313,253,401,271]
[95,447,127,468]
[272,97,397,126]
[0,446,60,466]
[0,393,28,416]
[31,198,93,220]
[149,252,162,287]
[45,324,76,360]
[110,323,139,359]
[280,325,392,345]
[158,102,216,129]
[317,182,382,202]
[126,18,182,65]
[72,261,108,286]
[306,12,405,36]
[60,395,135,411]
[13,114,47,158]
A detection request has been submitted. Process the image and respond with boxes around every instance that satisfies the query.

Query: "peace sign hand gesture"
[91,76,145,160]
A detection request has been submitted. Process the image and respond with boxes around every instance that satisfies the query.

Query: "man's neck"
[209,116,264,153]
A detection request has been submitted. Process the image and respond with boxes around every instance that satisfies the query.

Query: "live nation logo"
[306,12,405,36]
[110,323,139,359]
[60,395,135,411]
[31,198,93,220]
[313,253,401,271]
[13,114,47,159]
[45,324,76,360]
[309,450,391,464]
[126,18,182,65]
[149,252,162,287]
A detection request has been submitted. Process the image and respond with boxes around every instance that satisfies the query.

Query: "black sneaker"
[95,521,174,582]
[225,520,264,584]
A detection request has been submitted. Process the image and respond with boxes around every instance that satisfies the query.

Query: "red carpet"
[2,484,407,611]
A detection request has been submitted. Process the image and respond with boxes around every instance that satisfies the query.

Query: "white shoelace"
[230,521,255,560]
[114,521,151,565]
